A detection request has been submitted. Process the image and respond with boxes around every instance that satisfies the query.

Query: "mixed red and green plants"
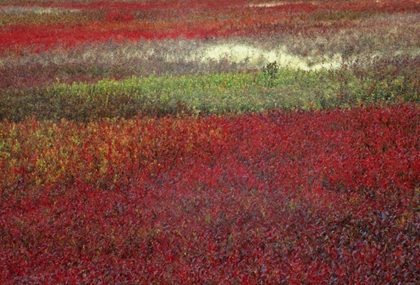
[1,0,419,283]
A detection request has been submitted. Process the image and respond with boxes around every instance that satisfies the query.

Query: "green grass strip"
[1,65,418,122]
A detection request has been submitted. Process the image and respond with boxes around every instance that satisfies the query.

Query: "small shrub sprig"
[263,61,279,80]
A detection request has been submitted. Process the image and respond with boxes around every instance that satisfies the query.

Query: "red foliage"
[1,0,419,54]
[1,104,419,283]
[105,11,134,23]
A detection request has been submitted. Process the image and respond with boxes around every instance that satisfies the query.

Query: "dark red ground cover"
[1,104,419,284]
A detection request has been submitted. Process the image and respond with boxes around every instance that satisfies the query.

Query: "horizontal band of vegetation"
[2,1,419,55]
[1,58,419,122]
[1,104,419,283]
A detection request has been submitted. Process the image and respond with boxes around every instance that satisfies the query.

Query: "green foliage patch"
[1,57,419,122]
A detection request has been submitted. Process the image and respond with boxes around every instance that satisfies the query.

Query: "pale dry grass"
[0,6,80,14]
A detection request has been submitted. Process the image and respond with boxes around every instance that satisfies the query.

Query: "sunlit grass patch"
[0,6,80,15]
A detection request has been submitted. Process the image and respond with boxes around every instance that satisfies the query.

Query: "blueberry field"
[1,0,419,283]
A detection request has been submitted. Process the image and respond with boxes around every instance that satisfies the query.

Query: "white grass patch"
[188,43,343,71]
[248,2,317,8]
[249,2,288,8]
[0,6,80,15]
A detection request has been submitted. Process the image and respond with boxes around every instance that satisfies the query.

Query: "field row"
[1,0,420,54]
[2,57,419,122]
[1,104,419,283]
[1,11,419,93]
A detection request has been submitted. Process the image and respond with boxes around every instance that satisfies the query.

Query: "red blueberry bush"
[1,104,419,283]
[105,11,134,23]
